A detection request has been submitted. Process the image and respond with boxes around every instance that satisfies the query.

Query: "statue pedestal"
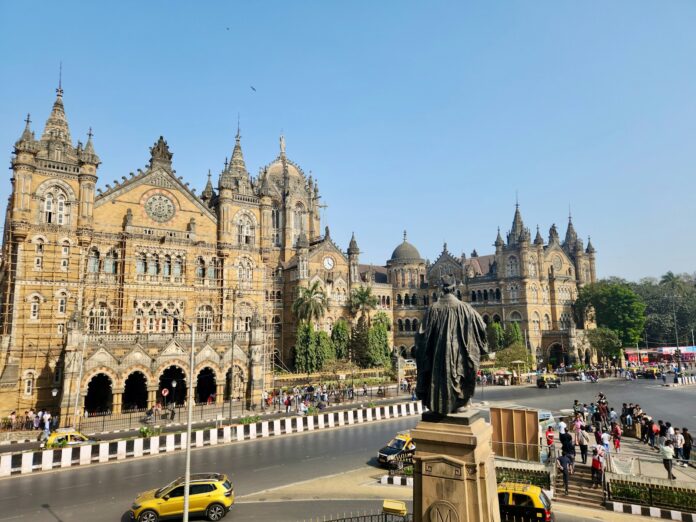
[412,411,500,522]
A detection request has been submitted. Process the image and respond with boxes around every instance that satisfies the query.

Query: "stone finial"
[149,136,173,169]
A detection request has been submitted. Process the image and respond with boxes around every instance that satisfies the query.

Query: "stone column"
[216,384,225,404]
[147,386,159,408]
[112,389,123,414]
[412,411,500,522]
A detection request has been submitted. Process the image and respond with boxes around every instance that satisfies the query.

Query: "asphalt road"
[475,377,696,429]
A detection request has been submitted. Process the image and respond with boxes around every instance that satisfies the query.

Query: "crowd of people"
[3,409,57,434]
[547,391,693,492]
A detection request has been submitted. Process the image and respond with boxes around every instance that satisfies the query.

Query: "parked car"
[537,374,561,389]
[129,472,234,522]
[498,482,554,521]
[377,431,416,469]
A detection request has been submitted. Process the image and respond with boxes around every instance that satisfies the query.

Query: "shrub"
[239,415,261,425]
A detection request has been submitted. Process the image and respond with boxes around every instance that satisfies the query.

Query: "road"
[0,415,596,522]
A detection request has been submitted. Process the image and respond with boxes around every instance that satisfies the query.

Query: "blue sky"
[1,1,695,280]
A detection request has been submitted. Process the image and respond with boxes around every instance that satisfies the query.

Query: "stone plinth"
[412,410,500,522]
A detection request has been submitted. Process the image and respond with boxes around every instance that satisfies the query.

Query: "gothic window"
[104,250,118,274]
[135,309,143,332]
[148,255,159,276]
[136,253,146,274]
[506,256,519,277]
[160,255,171,277]
[35,238,44,255]
[495,288,501,301]
[396,294,402,306]
[237,214,255,246]
[471,291,476,302]
[386,296,391,307]
[23,372,35,397]
[173,256,183,277]
[493,314,501,323]
[271,204,281,246]
[87,248,100,273]
[196,258,206,282]
[412,318,419,331]
[238,259,253,289]
[89,303,110,333]
[404,319,411,331]
[44,194,54,223]
[397,319,403,332]
[293,203,305,245]
[404,294,410,306]
[197,305,214,332]
[532,312,541,333]
[56,292,68,315]
[509,311,522,323]
[508,285,519,302]
[207,260,217,281]
[530,285,538,303]
[272,315,281,334]
[43,189,69,225]
[477,290,483,302]
[148,310,156,332]
[543,314,551,330]
[528,256,537,277]
[559,313,571,330]
[483,289,488,301]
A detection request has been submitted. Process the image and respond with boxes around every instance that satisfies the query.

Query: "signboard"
[161,388,169,397]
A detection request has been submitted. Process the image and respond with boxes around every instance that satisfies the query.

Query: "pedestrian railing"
[301,513,412,522]
[605,471,696,512]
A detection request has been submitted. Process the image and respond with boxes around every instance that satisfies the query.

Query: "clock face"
[145,194,175,223]
[552,255,562,271]
[323,256,335,270]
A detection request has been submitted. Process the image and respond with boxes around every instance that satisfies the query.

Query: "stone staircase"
[554,461,605,509]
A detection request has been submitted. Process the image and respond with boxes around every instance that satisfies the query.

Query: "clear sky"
[1,1,694,280]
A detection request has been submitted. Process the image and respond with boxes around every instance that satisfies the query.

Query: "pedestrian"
[545,425,555,457]
[43,411,51,436]
[578,426,591,464]
[609,408,618,425]
[658,420,666,448]
[557,418,567,435]
[674,428,685,467]
[556,454,572,495]
[682,428,692,466]
[661,440,676,480]
[34,409,42,430]
[169,405,176,422]
[591,448,604,488]
[601,428,611,453]
[611,422,622,453]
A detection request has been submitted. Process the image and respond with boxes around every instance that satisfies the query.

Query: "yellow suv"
[497,482,553,522]
[39,428,97,449]
[130,473,234,522]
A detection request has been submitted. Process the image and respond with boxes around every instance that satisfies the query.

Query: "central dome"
[390,232,423,263]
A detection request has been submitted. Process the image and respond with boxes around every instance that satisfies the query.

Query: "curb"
[379,475,413,487]
[606,501,695,521]
[0,400,422,478]
[0,438,36,446]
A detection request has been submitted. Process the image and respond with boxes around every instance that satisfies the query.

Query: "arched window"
[56,292,68,315]
[104,250,118,274]
[56,194,66,225]
[197,305,214,332]
[412,318,419,331]
[23,372,35,396]
[483,289,488,301]
[509,311,522,323]
[396,294,402,306]
[506,256,519,277]
[60,240,70,270]
[386,296,391,307]
[543,314,551,330]
[532,312,541,333]
[471,291,476,302]
[196,258,206,282]
[293,203,305,245]
[271,204,282,246]
[89,303,110,333]
[495,288,501,301]
[34,238,44,270]
[272,315,281,334]
[173,256,183,277]
[237,214,255,246]
[148,255,159,276]
[44,194,54,223]
[162,255,171,277]
[207,260,217,281]
[238,259,253,289]
[30,296,41,320]
[404,319,411,331]
[508,285,519,302]
[477,290,483,302]
[148,309,156,332]
[87,249,100,273]
[404,294,410,306]
[135,309,144,333]
[43,189,69,225]
[397,319,403,332]
[136,253,146,274]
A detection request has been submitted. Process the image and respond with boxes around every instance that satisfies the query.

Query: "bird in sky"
[250,86,256,92]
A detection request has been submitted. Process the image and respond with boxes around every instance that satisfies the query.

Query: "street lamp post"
[165,312,196,522]
[169,379,176,410]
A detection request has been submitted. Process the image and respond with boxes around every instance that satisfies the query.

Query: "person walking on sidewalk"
[611,422,622,453]
[556,454,572,495]
[591,448,604,489]
[683,428,693,467]
[661,440,677,480]
[674,428,686,467]
[577,426,591,464]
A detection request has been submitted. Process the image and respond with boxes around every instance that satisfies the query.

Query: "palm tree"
[349,285,378,325]
[292,280,328,324]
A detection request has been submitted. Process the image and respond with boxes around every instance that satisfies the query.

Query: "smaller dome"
[390,231,423,263]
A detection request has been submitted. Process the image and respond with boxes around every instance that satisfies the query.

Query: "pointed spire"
[41,80,72,144]
[508,203,525,245]
[149,136,173,169]
[15,114,37,152]
[201,170,214,201]
[548,223,560,244]
[78,127,100,165]
[494,227,504,247]
[564,213,577,246]
[220,127,248,189]
[348,232,360,255]
[403,230,408,242]
[534,225,544,246]
[586,236,595,254]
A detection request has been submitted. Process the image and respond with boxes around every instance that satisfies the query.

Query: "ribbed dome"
[390,232,423,263]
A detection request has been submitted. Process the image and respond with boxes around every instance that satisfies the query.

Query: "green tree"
[503,322,523,347]
[494,342,528,369]
[363,316,391,368]
[331,319,350,360]
[349,286,378,324]
[349,316,369,364]
[294,322,315,373]
[586,327,622,363]
[292,281,328,324]
[574,281,646,346]
[486,322,505,351]
[315,330,335,370]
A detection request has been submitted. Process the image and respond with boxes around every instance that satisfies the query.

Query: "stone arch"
[196,366,217,404]
[84,372,114,414]
[122,371,148,411]
[548,343,568,369]
[158,364,187,406]
[82,366,119,394]
[224,364,247,401]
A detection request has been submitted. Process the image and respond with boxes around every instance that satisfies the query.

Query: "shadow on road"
[40,504,63,522]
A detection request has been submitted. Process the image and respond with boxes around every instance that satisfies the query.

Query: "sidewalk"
[610,435,696,482]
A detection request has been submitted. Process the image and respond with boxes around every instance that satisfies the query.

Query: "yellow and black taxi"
[497,482,553,522]
[536,374,561,389]
[130,472,234,522]
[377,431,416,469]
[39,428,98,449]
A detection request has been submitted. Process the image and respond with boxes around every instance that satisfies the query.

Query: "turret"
[507,204,525,245]
[494,227,504,252]
[11,114,39,219]
[534,226,544,246]
[586,236,596,282]
[77,128,100,228]
[201,170,214,205]
[348,232,360,284]
[296,231,309,280]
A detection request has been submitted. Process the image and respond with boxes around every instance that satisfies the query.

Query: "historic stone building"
[0,87,597,419]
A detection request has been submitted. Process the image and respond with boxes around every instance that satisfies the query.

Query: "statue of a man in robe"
[415,274,488,417]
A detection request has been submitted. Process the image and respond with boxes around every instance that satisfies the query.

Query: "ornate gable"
[85,347,118,372]
[194,344,220,367]
[160,340,185,357]
[122,345,152,368]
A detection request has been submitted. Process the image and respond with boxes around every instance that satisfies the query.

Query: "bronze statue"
[415,275,488,417]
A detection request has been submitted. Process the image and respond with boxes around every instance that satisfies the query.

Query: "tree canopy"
[331,319,350,360]
[586,327,622,363]
[349,286,378,323]
[292,281,328,324]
